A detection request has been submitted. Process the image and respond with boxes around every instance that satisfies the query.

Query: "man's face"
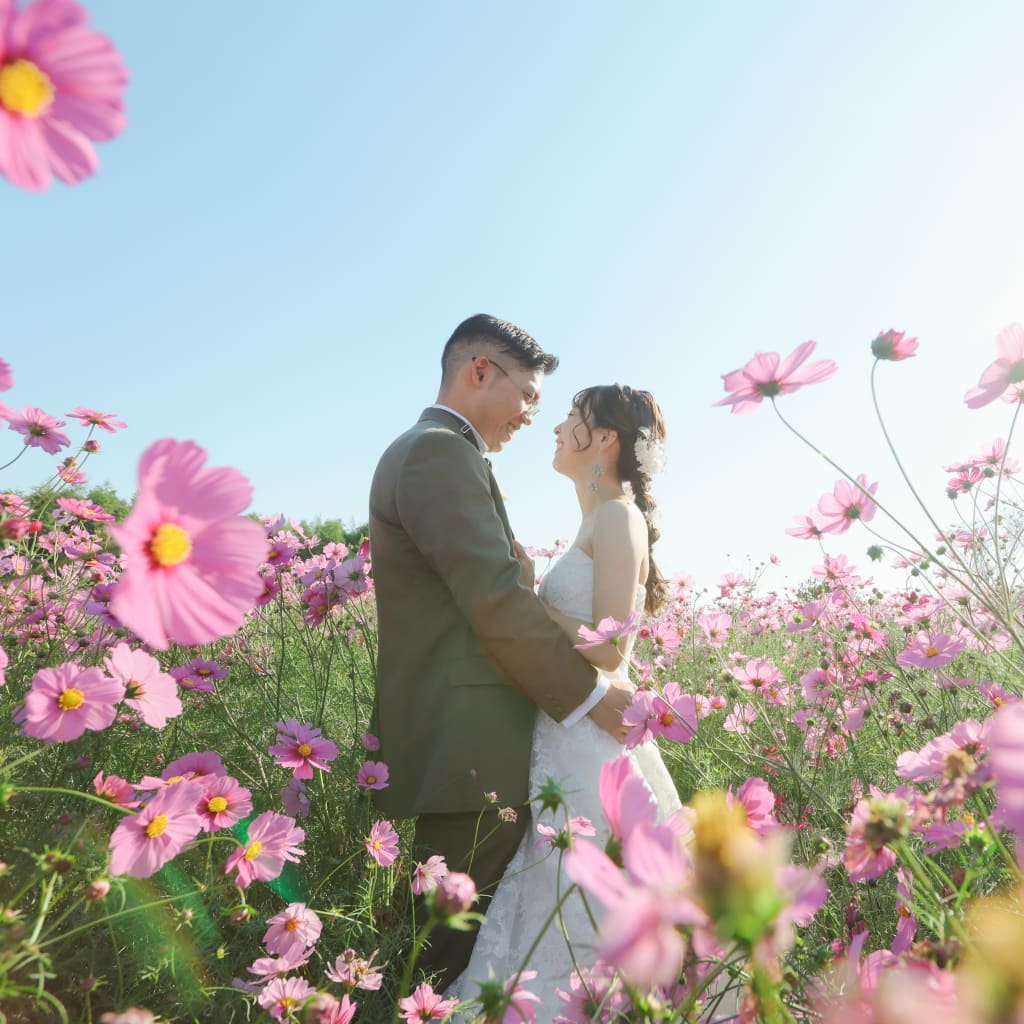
[476,357,543,452]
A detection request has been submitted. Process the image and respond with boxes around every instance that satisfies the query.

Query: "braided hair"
[571,385,668,615]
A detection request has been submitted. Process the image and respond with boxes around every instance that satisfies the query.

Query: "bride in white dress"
[448,385,682,1022]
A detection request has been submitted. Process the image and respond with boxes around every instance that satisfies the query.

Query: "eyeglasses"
[479,356,541,416]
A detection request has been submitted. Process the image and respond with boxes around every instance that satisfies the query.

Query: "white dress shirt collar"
[431,404,488,453]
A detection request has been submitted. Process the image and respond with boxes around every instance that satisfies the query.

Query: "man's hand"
[513,540,536,588]
[588,677,634,744]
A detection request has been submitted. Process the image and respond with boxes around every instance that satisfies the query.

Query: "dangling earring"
[589,463,603,493]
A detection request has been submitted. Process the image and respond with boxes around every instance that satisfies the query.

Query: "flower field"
[2,330,1024,1023]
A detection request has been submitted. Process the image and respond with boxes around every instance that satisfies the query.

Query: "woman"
[448,384,682,1021]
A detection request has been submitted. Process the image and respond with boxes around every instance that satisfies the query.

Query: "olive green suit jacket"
[368,407,599,816]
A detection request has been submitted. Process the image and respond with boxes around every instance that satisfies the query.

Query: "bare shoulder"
[592,498,647,545]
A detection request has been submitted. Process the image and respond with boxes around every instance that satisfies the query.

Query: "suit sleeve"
[395,428,598,721]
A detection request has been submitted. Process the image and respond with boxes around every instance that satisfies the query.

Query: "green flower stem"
[13,786,134,815]
[894,840,970,946]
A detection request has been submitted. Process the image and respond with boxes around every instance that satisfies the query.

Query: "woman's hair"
[571,385,668,615]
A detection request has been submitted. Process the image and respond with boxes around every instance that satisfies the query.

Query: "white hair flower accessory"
[634,428,666,482]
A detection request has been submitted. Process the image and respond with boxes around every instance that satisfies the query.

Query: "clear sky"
[4,1,1023,591]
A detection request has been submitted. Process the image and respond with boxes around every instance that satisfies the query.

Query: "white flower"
[634,428,666,481]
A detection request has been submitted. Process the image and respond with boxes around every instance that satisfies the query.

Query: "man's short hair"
[440,314,559,386]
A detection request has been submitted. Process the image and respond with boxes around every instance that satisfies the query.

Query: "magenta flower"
[225,811,306,889]
[6,406,70,453]
[621,689,658,747]
[325,948,384,991]
[965,323,1024,408]
[108,782,204,878]
[361,731,380,751]
[728,777,778,836]
[280,777,310,819]
[56,497,115,523]
[104,643,182,729]
[93,770,139,808]
[0,0,128,191]
[258,976,316,1020]
[262,902,322,957]
[397,982,458,1023]
[66,407,126,433]
[715,340,838,414]
[269,719,338,780]
[364,820,400,868]
[871,330,918,361]
[410,854,448,896]
[108,439,268,650]
[196,774,252,833]
[433,870,476,914]
[356,759,389,791]
[650,682,698,744]
[575,611,640,649]
[815,475,878,535]
[21,662,124,742]
[895,632,967,669]
[731,658,784,694]
[169,665,214,693]
[987,702,1024,836]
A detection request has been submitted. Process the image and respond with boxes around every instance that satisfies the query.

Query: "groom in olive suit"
[369,315,632,987]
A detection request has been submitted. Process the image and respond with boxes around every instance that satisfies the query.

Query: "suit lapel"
[485,458,515,553]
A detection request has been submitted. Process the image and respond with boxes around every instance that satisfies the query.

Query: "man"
[369,314,633,988]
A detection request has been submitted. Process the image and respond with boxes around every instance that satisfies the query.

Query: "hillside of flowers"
[2,327,1024,1024]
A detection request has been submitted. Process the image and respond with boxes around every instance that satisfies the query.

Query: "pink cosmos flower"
[356,759,389,791]
[196,774,252,833]
[93,770,139,808]
[225,811,306,888]
[844,790,911,882]
[723,702,757,733]
[988,701,1024,837]
[66,407,126,433]
[731,657,784,694]
[361,731,380,751]
[698,611,731,647]
[499,970,542,1024]
[281,777,311,819]
[258,976,316,1020]
[246,946,311,986]
[536,815,596,849]
[433,870,477,914]
[364,819,400,868]
[871,330,918,361]
[169,665,213,693]
[108,782,204,878]
[325,948,384,990]
[621,689,658,746]
[964,323,1024,409]
[410,854,447,896]
[895,632,967,669]
[786,512,825,540]
[0,0,128,191]
[269,719,338,780]
[21,662,124,742]
[262,902,322,957]
[104,643,182,729]
[398,983,458,1023]
[56,497,115,523]
[599,755,658,850]
[728,777,777,836]
[815,475,878,535]
[6,406,69,453]
[108,439,268,650]
[575,611,640,649]
[0,357,11,390]
[312,993,358,1024]
[715,340,838,414]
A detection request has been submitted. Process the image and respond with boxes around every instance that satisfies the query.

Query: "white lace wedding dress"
[448,545,682,1022]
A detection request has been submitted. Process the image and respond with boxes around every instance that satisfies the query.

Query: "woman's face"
[552,405,591,476]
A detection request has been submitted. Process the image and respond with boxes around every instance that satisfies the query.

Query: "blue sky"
[3,1,1023,589]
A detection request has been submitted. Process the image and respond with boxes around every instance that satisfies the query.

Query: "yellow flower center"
[366,775,377,786]
[925,646,939,658]
[0,59,54,117]
[280,998,297,1010]
[660,712,674,727]
[285,918,300,931]
[148,523,192,568]
[146,814,169,838]
[244,840,263,862]
[57,688,85,711]
[165,776,186,785]
[207,797,228,813]
[297,743,313,757]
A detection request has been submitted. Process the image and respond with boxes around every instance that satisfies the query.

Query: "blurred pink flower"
[724,702,757,734]
[93,770,139,808]
[108,782,204,878]
[728,776,777,835]
[269,719,338,780]
[262,902,321,957]
[364,819,400,868]
[0,643,6,686]
[280,777,310,819]
[411,854,447,896]
[816,475,878,534]
[650,682,698,744]
[715,340,838,414]
[22,662,123,742]
[196,774,252,833]
[434,871,477,916]
[786,512,826,540]
[246,946,310,985]
[871,330,919,361]
[988,701,1024,837]
[731,658,784,694]
[0,357,11,390]
[698,611,731,647]
[258,976,315,1020]
[225,811,305,888]
[575,611,640,649]
[169,664,214,693]
[599,756,657,852]
[360,731,380,751]
[499,970,542,1024]
[6,406,69,453]
[536,815,596,850]
[895,632,967,670]
[964,323,1024,408]
[397,983,457,1023]
[325,948,384,991]
[108,439,267,650]
[0,0,128,191]
[56,497,114,523]
[66,407,126,432]
[356,759,389,791]
[844,790,911,882]
[104,643,181,729]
